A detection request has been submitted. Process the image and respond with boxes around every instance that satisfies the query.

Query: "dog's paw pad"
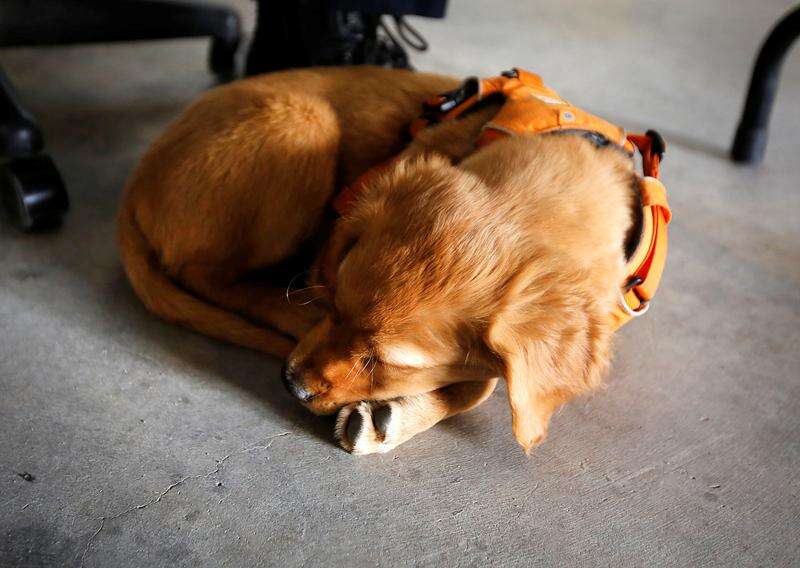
[372,403,393,438]
[345,407,365,444]
[335,400,401,455]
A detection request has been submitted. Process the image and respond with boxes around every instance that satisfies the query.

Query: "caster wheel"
[1,154,68,232]
[209,35,239,80]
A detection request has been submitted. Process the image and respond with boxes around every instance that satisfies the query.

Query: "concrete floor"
[1,0,799,566]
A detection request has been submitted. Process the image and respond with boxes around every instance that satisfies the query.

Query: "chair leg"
[731,5,800,164]
[0,68,43,158]
[0,0,243,230]
[0,0,241,79]
[0,67,68,232]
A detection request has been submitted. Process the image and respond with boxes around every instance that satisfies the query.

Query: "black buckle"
[418,76,480,124]
[645,129,666,160]
[623,276,643,292]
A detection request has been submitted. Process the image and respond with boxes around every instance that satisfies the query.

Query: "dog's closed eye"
[379,343,436,369]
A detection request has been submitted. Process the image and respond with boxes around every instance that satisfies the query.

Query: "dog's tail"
[116,206,294,358]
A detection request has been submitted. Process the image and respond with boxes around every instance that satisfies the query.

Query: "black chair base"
[0,0,241,231]
[1,155,68,232]
[0,0,241,79]
[0,67,68,231]
[731,5,800,164]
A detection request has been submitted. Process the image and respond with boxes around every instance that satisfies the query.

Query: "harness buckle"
[623,275,643,291]
[422,76,480,117]
[646,129,666,161]
[618,288,650,318]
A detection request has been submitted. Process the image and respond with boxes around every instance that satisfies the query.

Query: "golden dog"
[117,66,640,454]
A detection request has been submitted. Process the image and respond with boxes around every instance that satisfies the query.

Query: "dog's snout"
[281,364,316,402]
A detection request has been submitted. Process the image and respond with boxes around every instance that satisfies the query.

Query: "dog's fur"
[118,66,638,454]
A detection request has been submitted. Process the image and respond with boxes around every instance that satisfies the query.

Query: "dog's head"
[284,155,498,410]
[284,137,632,450]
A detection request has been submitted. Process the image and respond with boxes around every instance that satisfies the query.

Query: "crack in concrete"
[78,431,291,567]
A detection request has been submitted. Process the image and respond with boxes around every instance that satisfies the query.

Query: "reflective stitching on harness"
[529,93,564,105]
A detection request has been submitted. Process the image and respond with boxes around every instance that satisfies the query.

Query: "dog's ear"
[485,262,614,453]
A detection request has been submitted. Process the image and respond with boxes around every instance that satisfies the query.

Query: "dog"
[117,66,668,454]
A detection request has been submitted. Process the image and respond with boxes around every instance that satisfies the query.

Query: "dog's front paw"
[335,399,410,455]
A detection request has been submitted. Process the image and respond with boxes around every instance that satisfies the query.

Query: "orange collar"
[333,68,671,328]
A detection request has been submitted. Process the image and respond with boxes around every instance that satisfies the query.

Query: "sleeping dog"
[117,66,669,454]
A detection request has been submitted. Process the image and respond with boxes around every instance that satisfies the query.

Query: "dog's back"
[117,67,457,356]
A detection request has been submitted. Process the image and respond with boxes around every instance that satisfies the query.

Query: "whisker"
[297,296,324,306]
[287,285,326,296]
[368,357,377,394]
[342,358,360,384]
[357,356,373,387]
[285,272,305,304]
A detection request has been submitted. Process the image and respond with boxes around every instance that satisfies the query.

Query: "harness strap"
[412,68,635,153]
[614,130,671,329]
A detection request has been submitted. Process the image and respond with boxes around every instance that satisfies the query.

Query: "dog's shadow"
[6,72,340,446]
[107,272,336,446]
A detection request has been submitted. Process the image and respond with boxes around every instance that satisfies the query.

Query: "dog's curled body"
[119,67,459,354]
[118,66,639,453]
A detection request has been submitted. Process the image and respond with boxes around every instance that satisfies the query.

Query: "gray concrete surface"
[1,1,799,566]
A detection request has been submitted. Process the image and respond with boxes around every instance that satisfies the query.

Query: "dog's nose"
[281,364,315,402]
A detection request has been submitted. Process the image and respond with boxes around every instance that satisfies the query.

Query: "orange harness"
[333,68,671,329]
